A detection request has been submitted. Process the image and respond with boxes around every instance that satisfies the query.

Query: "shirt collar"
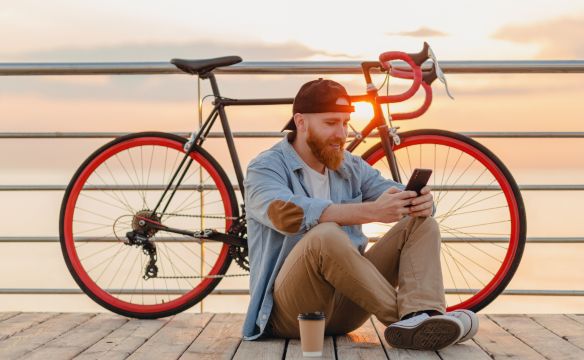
[279,132,350,180]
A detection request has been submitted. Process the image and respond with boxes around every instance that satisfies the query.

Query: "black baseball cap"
[281,78,354,131]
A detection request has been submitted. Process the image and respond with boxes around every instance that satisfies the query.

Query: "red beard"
[306,127,345,171]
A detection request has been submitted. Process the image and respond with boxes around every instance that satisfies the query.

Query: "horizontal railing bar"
[0,288,247,295]
[1,60,583,76]
[0,236,205,243]
[3,184,584,191]
[0,288,582,296]
[1,236,582,243]
[2,131,584,139]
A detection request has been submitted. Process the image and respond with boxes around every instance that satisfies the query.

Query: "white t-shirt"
[300,161,331,200]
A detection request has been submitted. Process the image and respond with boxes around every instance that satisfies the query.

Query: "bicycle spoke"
[441,246,462,304]
[439,223,510,251]
[106,245,133,290]
[79,192,131,213]
[438,168,491,222]
[440,240,495,277]
[119,251,140,302]
[443,219,511,231]
[443,242,486,287]
[440,225,504,263]
[78,242,119,262]
[434,205,509,220]
[101,163,135,212]
[435,150,463,207]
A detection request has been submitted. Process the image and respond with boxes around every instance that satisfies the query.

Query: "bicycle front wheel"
[59,132,238,318]
[362,129,526,312]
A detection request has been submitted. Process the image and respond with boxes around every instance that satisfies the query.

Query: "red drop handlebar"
[363,42,438,120]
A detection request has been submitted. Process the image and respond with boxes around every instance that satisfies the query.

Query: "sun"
[352,101,375,121]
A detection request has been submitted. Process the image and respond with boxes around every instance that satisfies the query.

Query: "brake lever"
[428,45,454,100]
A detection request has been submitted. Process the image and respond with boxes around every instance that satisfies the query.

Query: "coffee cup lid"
[298,311,325,320]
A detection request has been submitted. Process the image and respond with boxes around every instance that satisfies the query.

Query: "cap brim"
[281,116,296,132]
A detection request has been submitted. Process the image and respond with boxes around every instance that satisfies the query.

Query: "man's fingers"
[411,193,433,206]
[420,185,432,195]
[396,190,417,199]
[387,186,401,194]
[409,201,433,212]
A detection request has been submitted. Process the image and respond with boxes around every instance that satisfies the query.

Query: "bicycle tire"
[362,129,526,312]
[59,131,238,318]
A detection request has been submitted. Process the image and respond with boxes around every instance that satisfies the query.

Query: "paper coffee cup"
[298,311,326,357]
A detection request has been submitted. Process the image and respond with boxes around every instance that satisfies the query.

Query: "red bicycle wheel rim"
[63,136,233,314]
[365,133,520,311]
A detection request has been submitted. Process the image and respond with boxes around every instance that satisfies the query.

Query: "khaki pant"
[266,215,445,339]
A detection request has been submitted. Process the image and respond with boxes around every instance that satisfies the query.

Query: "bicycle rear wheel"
[362,129,526,312]
[59,132,238,318]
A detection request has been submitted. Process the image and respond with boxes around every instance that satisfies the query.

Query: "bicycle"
[59,42,526,319]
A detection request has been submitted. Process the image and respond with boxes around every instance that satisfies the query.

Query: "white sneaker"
[445,309,479,343]
[384,313,464,350]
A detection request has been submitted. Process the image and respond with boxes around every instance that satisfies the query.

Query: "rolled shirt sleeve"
[244,159,333,236]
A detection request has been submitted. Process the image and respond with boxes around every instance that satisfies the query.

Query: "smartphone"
[404,168,432,200]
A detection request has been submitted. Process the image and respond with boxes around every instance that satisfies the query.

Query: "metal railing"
[1,60,584,75]
[1,60,583,299]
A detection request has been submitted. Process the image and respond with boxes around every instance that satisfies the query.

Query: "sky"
[0,1,583,313]
[1,0,583,61]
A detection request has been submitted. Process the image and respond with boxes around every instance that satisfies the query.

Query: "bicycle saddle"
[171,56,242,75]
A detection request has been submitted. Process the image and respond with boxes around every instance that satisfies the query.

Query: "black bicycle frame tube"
[151,104,221,215]
[207,73,247,200]
[152,74,295,218]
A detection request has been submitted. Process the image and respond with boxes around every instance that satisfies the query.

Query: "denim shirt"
[241,133,435,340]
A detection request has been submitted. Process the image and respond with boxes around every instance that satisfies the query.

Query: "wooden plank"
[438,339,492,360]
[74,317,169,360]
[335,317,387,359]
[232,336,286,360]
[127,313,213,360]
[371,316,439,360]
[473,315,544,359]
[0,313,94,359]
[180,313,244,360]
[0,312,20,322]
[23,313,127,359]
[489,314,584,360]
[285,336,335,359]
[0,312,57,341]
[529,314,584,351]
[567,314,584,326]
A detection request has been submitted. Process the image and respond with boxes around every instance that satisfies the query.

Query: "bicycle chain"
[155,273,249,279]
[155,211,251,273]
[157,212,238,220]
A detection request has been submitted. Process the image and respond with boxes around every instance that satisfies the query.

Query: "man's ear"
[294,113,306,132]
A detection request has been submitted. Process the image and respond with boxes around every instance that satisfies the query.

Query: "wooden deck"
[1,312,584,359]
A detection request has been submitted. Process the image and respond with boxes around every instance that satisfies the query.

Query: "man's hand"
[370,186,417,223]
[408,185,434,218]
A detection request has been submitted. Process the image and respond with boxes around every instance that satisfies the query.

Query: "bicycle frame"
[150,50,442,238]
[150,70,405,221]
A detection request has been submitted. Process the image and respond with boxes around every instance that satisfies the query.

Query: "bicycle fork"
[378,124,403,183]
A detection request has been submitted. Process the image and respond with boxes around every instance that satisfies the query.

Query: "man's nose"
[335,123,348,139]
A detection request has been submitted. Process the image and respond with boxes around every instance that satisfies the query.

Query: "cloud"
[0,39,357,62]
[492,14,584,59]
[387,27,448,38]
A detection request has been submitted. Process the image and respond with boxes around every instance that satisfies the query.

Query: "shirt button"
[261,314,267,320]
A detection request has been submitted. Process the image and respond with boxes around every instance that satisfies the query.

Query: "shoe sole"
[385,317,462,350]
